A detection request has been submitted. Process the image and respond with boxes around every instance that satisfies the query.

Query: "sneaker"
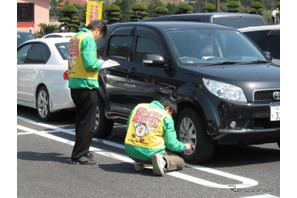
[71,155,96,165]
[134,162,144,171]
[86,152,93,158]
[151,154,167,176]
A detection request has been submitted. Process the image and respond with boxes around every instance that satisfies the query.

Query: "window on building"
[17,3,34,23]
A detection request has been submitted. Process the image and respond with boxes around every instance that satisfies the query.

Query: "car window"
[97,37,107,57]
[166,29,266,65]
[261,36,280,59]
[135,37,162,63]
[107,36,133,60]
[45,35,64,38]
[25,43,51,64]
[17,44,33,64]
[55,42,69,60]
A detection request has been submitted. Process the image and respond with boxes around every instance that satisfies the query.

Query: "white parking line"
[17,116,259,189]
[242,194,279,198]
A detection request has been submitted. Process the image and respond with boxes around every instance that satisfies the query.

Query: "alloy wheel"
[179,117,197,155]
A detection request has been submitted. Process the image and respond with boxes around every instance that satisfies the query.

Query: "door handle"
[128,67,135,74]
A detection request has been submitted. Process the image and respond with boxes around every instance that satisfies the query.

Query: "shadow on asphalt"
[99,162,155,176]
[17,151,70,164]
[204,144,280,168]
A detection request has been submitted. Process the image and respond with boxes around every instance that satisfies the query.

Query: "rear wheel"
[93,97,114,138]
[177,108,215,164]
[36,86,53,121]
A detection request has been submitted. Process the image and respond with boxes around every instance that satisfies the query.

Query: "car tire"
[93,97,114,138]
[36,86,53,121]
[177,108,215,164]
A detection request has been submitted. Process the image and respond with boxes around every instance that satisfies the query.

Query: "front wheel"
[93,97,114,138]
[177,108,215,164]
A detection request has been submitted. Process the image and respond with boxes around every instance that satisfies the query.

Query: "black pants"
[70,89,98,160]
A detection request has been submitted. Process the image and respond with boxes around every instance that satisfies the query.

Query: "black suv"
[95,22,280,164]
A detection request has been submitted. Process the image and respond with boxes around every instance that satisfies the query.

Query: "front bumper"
[207,99,280,145]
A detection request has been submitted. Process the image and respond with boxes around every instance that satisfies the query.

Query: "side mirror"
[264,51,272,60]
[143,54,166,67]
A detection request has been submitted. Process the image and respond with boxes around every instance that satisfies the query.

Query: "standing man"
[68,20,107,165]
[124,98,192,176]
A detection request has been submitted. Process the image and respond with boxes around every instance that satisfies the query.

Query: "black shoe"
[86,152,93,158]
[70,155,96,165]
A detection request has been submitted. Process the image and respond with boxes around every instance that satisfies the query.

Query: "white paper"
[101,59,120,69]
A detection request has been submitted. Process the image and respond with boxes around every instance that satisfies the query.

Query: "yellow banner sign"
[86,1,103,25]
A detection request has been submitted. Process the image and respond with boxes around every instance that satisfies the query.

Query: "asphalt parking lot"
[17,106,280,198]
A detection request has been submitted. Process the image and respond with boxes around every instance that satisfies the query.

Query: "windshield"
[55,42,69,60]
[165,29,267,66]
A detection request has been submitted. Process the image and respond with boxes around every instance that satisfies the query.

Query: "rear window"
[55,42,69,60]
[213,17,265,29]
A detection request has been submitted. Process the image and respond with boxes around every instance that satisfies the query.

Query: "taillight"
[63,70,69,80]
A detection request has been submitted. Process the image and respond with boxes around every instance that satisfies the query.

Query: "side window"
[261,36,280,59]
[135,37,162,63]
[97,37,106,57]
[107,36,133,60]
[44,35,62,38]
[25,43,51,64]
[17,44,33,64]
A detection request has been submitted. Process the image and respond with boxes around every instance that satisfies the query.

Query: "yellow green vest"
[68,33,98,80]
[125,104,169,150]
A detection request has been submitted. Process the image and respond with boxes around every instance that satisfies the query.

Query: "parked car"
[17,38,75,120]
[17,31,36,47]
[142,13,266,29]
[42,32,75,39]
[239,25,280,65]
[94,22,280,164]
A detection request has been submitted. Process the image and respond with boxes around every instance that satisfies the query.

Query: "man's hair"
[159,97,177,114]
[86,20,107,36]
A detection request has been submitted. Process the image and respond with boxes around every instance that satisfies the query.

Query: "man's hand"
[184,143,193,154]
[98,59,105,66]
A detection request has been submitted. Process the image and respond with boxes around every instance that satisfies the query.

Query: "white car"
[42,32,75,39]
[17,38,75,120]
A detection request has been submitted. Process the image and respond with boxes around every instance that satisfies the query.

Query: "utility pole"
[216,0,220,12]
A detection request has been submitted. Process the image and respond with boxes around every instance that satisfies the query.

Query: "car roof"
[18,38,70,47]
[108,21,233,31]
[238,25,280,32]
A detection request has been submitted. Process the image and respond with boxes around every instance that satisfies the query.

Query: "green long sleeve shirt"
[125,101,186,161]
[68,28,102,89]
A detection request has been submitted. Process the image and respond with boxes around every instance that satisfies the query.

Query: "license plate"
[270,106,280,121]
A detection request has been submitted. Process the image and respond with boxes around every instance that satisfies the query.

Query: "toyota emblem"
[272,91,280,100]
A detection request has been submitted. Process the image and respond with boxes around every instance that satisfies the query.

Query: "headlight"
[202,78,247,102]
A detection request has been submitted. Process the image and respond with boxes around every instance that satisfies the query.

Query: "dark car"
[94,22,280,164]
[17,31,36,47]
[142,13,266,29]
[239,25,280,65]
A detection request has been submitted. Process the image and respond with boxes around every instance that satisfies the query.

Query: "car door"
[103,26,135,116]
[126,27,176,109]
[17,42,50,104]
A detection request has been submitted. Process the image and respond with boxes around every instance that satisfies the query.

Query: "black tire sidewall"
[177,108,215,164]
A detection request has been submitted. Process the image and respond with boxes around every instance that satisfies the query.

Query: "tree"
[227,1,240,13]
[205,3,216,13]
[250,2,265,15]
[59,5,79,32]
[176,2,193,14]
[167,3,178,15]
[37,23,59,36]
[130,3,148,21]
[106,4,122,24]
[50,0,63,19]
[154,6,169,17]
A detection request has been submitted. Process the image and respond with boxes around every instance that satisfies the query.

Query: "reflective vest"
[68,33,98,80]
[125,104,169,150]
